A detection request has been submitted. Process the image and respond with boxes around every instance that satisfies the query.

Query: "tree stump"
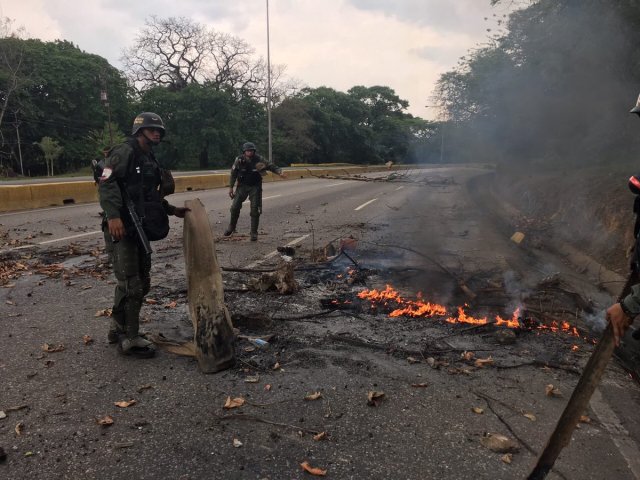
[183,199,235,373]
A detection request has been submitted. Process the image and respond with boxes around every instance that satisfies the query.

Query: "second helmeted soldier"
[224,142,285,241]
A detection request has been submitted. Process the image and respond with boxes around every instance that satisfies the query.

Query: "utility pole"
[440,122,445,164]
[12,110,23,176]
[266,0,273,163]
[100,72,114,146]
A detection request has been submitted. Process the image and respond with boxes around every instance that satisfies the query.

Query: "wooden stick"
[183,199,235,373]
[527,272,637,479]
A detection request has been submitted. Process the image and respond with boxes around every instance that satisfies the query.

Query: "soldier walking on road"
[98,112,188,358]
[224,142,286,241]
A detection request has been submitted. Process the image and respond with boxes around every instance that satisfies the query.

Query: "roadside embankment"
[469,168,631,297]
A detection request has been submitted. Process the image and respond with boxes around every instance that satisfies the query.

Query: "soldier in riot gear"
[224,142,286,241]
[98,112,188,358]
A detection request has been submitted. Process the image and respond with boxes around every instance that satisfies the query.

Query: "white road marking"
[326,182,346,187]
[243,194,282,204]
[244,234,310,269]
[591,388,640,479]
[0,230,102,254]
[354,198,378,211]
[38,231,102,244]
[395,186,405,191]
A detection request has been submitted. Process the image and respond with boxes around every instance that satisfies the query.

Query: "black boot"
[107,316,125,344]
[224,211,239,236]
[250,216,259,241]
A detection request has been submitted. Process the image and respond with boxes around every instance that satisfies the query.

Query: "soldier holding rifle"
[98,112,188,358]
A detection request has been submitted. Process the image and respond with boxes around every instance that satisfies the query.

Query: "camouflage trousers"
[110,236,151,339]
[230,183,262,219]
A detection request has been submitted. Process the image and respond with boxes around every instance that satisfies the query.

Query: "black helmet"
[630,94,640,115]
[242,142,256,152]
[132,112,166,137]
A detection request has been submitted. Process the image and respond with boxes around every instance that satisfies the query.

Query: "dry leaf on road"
[480,433,520,453]
[472,407,484,414]
[83,335,93,345]
[15,421,24,436]
[96,415,114,426]
[145,298,158,305]
[545,384,562,397]
[474,356,494,367]
[300,461,327,476]
[94,309,112,317]
[223,397,245,409]
[406,356,420,364]
[501,453,513,464]
[523,412,536,422]
[367,391,385,407]
[42,343,65,353]
[462,351,475,361]
[233,438,243,448]
[164,301,178,309]
[305,392,322,401]
[114,400,137,408]
[313,432,327,441]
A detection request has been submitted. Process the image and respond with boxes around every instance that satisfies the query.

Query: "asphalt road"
[1,166,639,480]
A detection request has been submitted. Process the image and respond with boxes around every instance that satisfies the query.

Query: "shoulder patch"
[100,167,113,182]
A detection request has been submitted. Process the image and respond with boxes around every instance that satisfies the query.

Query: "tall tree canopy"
[0,35,130,175]
[122,16,297,103]
[434,0,640,166]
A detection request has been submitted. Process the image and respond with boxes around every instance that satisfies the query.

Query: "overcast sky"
[0,0,511,119]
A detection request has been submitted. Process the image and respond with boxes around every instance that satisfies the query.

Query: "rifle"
[123,191,152,256]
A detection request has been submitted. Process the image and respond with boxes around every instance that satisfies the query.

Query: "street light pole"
[266,0,272,163]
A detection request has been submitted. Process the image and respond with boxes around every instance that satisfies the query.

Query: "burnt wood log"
[527,271,638,479]
[183,199,235,373]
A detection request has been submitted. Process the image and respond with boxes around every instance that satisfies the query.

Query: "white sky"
[0,0,511,119]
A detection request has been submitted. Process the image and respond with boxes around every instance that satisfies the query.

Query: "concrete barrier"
[0,164,422,213]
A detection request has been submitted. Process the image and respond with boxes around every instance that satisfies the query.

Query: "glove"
[173,207,190,218]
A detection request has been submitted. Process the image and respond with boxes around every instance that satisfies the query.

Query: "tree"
[272,97,316,164]
[0,38,130,174]
[433,0,640,166]
[122,16,297,102]
[87,122,127,155]
[36,136,63,176]
[0,17,26,136]
[138,83,256,169]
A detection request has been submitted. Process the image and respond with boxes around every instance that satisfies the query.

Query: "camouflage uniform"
[98,138,177,352]
[226,150,282,240]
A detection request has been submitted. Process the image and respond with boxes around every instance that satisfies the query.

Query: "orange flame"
[356,285,587,343]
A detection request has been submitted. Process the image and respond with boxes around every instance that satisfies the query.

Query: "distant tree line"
[0,16,437,177]
[433,0,640,168]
